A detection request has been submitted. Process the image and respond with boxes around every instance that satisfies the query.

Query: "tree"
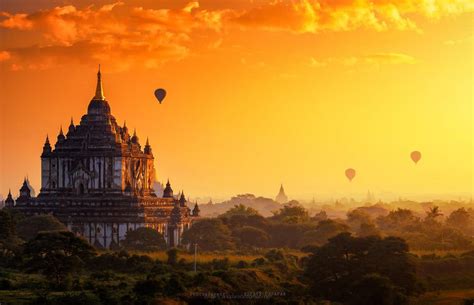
[233,226,269,248]
[0,209,23,267]
[312,210,328,222]
[16,214,66,241]
[376,208,420,231]
[134,278,164,300]
[300,219,349,247]
[121,227,166,251]
[166,248,179,265]
[181,218,235,251]
[304,233,420,304]
[0,209,23,240]
[358,222,380,237]
[346,209,373,231]
[220,204,261,218]
[271,201,310,223]
[24,231,95,287]
[226,214,268,230]
[350,274,407,305]
[425,206,443,221]
[267,223,311,248]
[447,208,473,231]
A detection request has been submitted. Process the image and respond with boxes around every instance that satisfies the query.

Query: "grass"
[125,248,307,264]
[130,250,263,264]
[410,249,470,257]
[412,289,474,305]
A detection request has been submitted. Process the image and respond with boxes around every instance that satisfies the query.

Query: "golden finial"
[93,64,105,100]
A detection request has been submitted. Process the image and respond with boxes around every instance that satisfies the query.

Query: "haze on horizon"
[0,0,472,200]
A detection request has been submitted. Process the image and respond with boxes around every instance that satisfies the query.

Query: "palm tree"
[426,206,443,219]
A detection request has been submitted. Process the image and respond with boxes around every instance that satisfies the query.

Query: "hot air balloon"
[410,151,421,164]
[345,168,356,182]
[154,88,166,104]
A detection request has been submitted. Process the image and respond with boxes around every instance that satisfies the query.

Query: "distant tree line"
[180,202,473,252]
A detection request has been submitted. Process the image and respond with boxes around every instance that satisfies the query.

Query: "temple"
[275,184,288,204]
[6,67,199,248]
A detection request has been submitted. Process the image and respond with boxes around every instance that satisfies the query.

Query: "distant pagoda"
[275,184,288,204]
[7,67,199,248]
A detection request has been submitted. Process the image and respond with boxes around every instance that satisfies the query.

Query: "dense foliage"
[0,202,473,305]
[121,227,167,252]
[304,233,421,305]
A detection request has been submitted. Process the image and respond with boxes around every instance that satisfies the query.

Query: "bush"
[121,227,166,252]
[211,258,230,270]
[0,278,12,289]
[464,298,474,305]
[16,215,66,241]
[252,257,266,266]
[265,249,285,262]
[236,260,249,268]
[51,292,101,305]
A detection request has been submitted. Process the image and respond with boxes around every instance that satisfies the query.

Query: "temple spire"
[93,64,105,100]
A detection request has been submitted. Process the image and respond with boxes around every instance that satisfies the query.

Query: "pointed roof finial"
[68,117,75,133]
[45,134,50,144]
[93,64,105,100]
[146,137,149,145]
[59,126,64,136]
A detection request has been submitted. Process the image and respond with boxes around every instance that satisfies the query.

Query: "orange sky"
[0,0,472,201]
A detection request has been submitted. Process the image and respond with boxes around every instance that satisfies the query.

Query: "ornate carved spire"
[144,137,152,154]
[131,128,139,144]
[193,202,200,216]
[163,179,173,198]
[5,189,14,207]
[19,178,31,197]
[179,191,186,206]
[42,135,51,154]
[68,117,75,133]
[57,126,65,143]
[275,183,288,204]
[93,64,105,100]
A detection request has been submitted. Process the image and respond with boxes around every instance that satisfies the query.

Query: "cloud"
[0,51,11,61]
[444,36,473,45]
[363,53,416,65]
[0,2,230,71]
[0,1,470,70]
[234,0,473,33]
[309,53,417,68]
[309,57,328,67]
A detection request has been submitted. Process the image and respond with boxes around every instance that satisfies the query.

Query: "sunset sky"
[0,0,472,201]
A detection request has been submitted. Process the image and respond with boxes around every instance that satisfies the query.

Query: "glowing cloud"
[0,0,471,70]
